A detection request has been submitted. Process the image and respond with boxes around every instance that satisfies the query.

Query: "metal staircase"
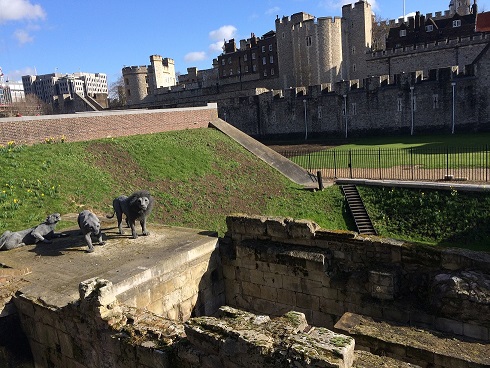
[341,184,377,235]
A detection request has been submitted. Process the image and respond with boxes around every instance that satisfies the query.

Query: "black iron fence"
[278,145,490,182]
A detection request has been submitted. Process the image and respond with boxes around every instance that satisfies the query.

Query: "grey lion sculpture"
[0,213,62,251]
[107,190,154,239]
[78,210,105,253]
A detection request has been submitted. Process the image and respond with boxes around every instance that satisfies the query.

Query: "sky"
[1,0,489,86]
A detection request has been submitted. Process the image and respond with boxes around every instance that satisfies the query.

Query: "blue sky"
[1,0,489,85]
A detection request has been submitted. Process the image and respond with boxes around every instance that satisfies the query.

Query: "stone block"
[259,284,278,302]
[276,288,296,306]
[242,281,261,298]
[265,217,288,238]
[227,215,266,237]
[286,219,319,239]
[435,317,463,335]
[281,274,303,293]
[463,322,489,340]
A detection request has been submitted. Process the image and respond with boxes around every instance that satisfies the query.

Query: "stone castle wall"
[222,215,490,342]
[8,214,490,367]
[0,104,218,146]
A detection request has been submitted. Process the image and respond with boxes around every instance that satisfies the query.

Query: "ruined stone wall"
[221,215,490,342]
[0,104,218,146]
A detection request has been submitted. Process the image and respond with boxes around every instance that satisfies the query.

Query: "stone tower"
[449,0,473,15]
[121,66,149,106]
[275,12,316,89]
[341,1,373,82]
[150,55,176,90]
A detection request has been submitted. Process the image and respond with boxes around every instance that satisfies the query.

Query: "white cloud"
[14,29,33,44]
[0,0,46,23]
[184,51,207,62]
[266,7,280,15]
[209,25,237,42]
[209,40,224,53]
[4,66,36,81]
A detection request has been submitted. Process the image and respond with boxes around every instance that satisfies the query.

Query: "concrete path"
[209,119,322,189]
[335,178,490,192]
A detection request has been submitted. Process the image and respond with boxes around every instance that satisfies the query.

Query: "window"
[253,64,257,72]
[263,57,267,65]
[318,106,322,119]
[397,98,403,112]
[127,89,131,96]
[252,53,256,60]
[453,19,461,27]
[352,46,356,55]
[400,29,407,37]
[271,68,275,75]
[306,36,312,46]
[433,94,439,109]
[263,70,268,77]
[245,65,249,73]
[269,44,273,51]
[262,46,265,52]
[124,78,129,85]
[270,55,274,63]
[237,68,240,74]
[425,25,433,32]
[228,58,232,64]
[282,32,285,38]
[353,64,357,72]
[229,69,233,75]
[351,103,357,116]
[244,54,248,62]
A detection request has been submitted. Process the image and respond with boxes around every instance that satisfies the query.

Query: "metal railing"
[278,145,490,182]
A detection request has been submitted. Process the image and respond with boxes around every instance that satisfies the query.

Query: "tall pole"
[343,95,348,139]
[410,86,414,135]
[303,99,308,140]
[403,0,406,20]
[451,81,456,134]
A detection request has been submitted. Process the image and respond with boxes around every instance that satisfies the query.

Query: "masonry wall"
[221,215,490,342]
[0,104,218,146]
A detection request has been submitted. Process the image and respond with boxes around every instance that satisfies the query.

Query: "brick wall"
[0,103,218,146]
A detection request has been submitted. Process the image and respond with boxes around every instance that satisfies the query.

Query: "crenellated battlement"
[317,16,342,25]
[383,9,454,28]
[122,65,149,74]
[368,32,489,59]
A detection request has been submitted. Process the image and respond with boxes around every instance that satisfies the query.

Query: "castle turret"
[341,0,373,82]
[150,55,176,90]
[449,0,472,15]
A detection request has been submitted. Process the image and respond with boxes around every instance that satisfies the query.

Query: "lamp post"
[343,94,348,138]
[451,81,456,134]
[303,99,308,140]
[410,86,414,136]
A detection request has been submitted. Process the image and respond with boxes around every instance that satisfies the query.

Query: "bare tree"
[108,75,126,108]
[372,14,390,51]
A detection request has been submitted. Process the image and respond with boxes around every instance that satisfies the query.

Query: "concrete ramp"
[209,119,319,188]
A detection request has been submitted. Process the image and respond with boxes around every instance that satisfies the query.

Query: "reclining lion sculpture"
[0,213,62,250]
[107,190,154,239]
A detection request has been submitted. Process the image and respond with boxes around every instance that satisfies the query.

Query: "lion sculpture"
[78,210,105,253]
[0,213,62,250]
[107,190,154,239]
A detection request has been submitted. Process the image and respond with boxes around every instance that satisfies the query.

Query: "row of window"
[221,44,274,65]
[399,20,461,37]
[223,67,276,77]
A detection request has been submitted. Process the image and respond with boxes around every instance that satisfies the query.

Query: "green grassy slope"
[0,129,349,236]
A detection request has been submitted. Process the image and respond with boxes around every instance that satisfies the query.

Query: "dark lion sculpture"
[78,210,105,253]
[0,213,62,250]
[107,190,154,239]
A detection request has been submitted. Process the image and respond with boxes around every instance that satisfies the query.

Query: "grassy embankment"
[0,128,349,237]
[1,129,489,251]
